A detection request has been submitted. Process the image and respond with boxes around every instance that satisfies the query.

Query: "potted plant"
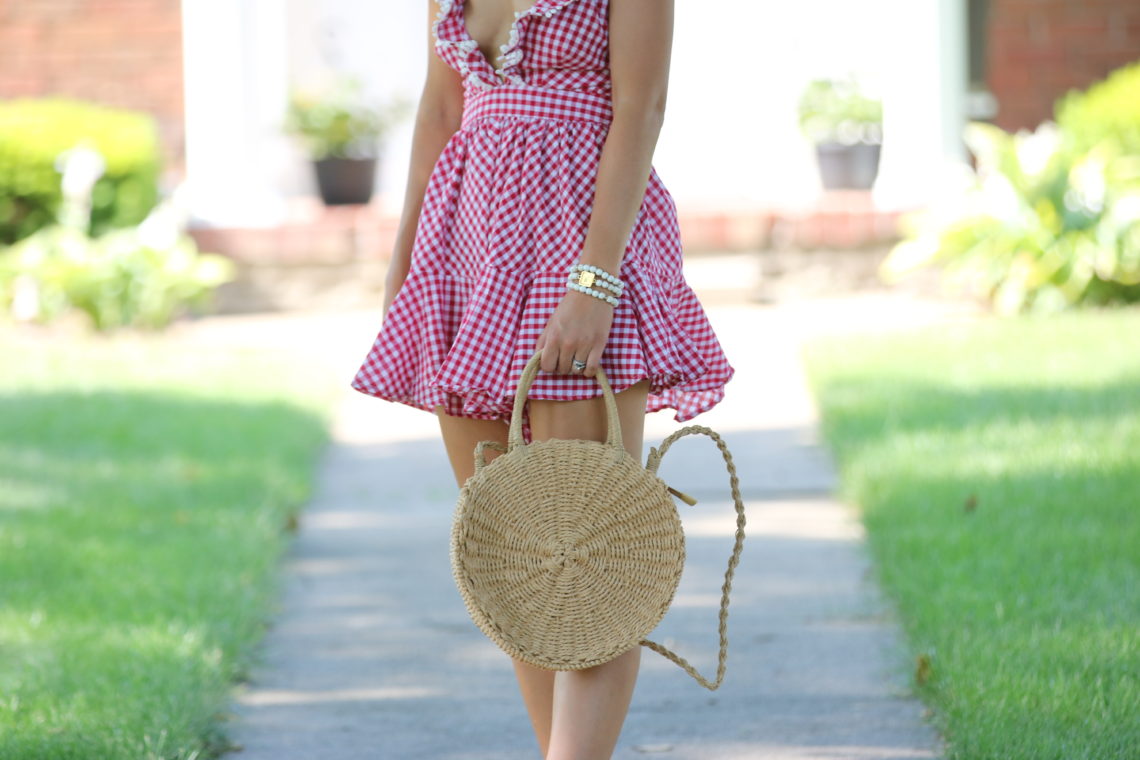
[284,77,409,205]
[797,76,884,190]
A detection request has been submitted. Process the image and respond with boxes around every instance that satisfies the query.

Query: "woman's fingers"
[559,341,602,376]
[539,343,559,374]
[535,330,550,370]
[540,337,600,376]
[582,342,605,378]
[557,343,579,375]
[536,291,614,375]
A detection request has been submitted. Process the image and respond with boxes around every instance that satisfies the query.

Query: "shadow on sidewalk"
[226,424,941,759]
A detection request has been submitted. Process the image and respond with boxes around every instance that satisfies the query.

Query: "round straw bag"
[451,350,746,690]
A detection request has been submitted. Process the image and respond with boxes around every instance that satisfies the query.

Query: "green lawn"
[0,328,343,759]
[802,307,1140,760]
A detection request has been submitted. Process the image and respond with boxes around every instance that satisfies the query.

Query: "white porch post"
[181,0,291,227]
[875,0,970,209]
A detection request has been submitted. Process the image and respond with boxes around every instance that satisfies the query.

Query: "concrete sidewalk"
[199,263,973,759]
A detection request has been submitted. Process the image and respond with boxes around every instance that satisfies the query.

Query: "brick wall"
[987,0,1140,131]
[0,0,186,184]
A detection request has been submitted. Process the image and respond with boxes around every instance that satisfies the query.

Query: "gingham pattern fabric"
[350,0,735,431]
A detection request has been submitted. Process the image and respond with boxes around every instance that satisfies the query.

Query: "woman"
[351,0,734,756]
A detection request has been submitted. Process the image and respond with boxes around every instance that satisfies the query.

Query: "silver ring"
[571,358,587,372]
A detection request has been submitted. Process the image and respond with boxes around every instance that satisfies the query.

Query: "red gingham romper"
[350,0,735,437]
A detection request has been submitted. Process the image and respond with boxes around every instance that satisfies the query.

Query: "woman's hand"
[535,289,615,377]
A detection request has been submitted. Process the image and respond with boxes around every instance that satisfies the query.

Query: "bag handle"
[507,350,623,452]
[641,425,748,691]
[474,351,624,474]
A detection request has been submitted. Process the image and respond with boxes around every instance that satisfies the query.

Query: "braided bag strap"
[641,425,747,691]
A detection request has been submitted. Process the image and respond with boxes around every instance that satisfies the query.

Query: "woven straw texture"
[454,435,685,670]
[452,350,746,687]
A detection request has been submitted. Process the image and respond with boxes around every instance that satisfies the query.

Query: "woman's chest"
[435,0,610,89]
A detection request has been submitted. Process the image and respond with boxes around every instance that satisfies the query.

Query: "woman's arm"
[383,1,467,317]
[536,0,675,376]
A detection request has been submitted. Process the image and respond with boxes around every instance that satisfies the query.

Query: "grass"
[801,307,1140,760]
[0,326,343,759]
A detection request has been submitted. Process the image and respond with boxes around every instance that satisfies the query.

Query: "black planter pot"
[313,156,378,205]
[814,142,882,190]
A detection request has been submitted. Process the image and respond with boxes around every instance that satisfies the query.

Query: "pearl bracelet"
[567,263,624,299]
[571,263,622,287]
[566,274,622,296]
[567,281,620,307]
[588,276,623,295]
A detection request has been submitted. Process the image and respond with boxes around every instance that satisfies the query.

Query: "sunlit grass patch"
[803,307,1140,760]
[0,330,342,759]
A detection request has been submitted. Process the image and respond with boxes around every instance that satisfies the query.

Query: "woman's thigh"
[435,408,510,487]
[528,378,651,460]
[435,378,652,483]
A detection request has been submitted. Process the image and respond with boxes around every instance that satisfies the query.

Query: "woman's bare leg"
[549,647,641,760]
[436,376,651,759]
[511,659,557,755]
[435,409,556,756]
[528,379,652,760]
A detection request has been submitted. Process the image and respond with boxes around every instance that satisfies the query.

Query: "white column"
[874,0,971,209]
[181,0,291,227]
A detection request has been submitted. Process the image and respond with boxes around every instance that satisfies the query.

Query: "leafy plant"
[0,97,161,245]
[882,63,1140,314]
[284,77,410,160]
[797,76,883,145]
[1055,59,1140,158]
[0,210,235,331]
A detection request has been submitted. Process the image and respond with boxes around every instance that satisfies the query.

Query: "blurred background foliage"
[0,97,234,332]
[883,61,1140,314]
[0,97,161,245]
[283,77,411,161]
[797,75,884,145]
[0,223,233,332]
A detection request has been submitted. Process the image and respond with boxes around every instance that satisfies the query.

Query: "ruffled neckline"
[434,0,584,88]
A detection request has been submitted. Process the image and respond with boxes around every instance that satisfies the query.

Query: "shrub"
[0,211,235,332]
[797,76,883,145]
[1055,60,1140,158]
[882,63,1140,314]
[0,97,161,245]
[283,77,410,160]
